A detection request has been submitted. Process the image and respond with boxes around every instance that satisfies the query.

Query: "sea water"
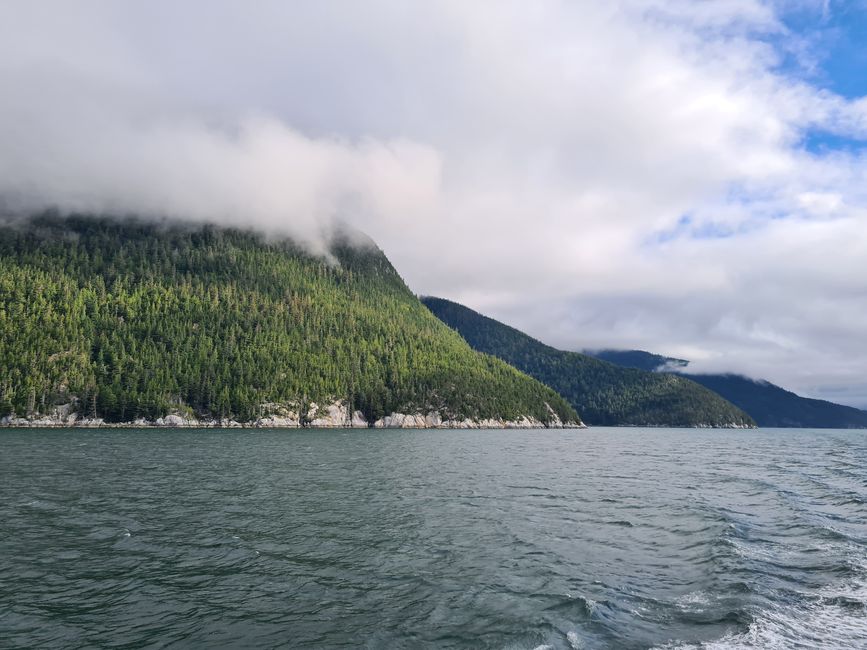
[1,427,865,649]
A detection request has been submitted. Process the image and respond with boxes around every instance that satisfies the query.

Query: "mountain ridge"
[0,213,581,428]
[589,349,867,429]
[422,297,755,428]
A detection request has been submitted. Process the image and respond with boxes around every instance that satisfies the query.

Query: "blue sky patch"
[774,2,867,100]
[803,128,867,154]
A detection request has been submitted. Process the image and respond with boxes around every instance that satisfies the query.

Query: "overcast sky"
[1,1,866,407]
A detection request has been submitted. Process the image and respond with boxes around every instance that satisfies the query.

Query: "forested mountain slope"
[422,297,755,428]
[0,214,579,426]
[590,349,688,372]
[589,350,867,428]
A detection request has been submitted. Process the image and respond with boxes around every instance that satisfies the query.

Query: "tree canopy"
[0,214,578,425]
[422,296,755,427]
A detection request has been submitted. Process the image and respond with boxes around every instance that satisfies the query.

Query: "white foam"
[566,630,583,649]
[656,571,867,650]
[674,590,712,611]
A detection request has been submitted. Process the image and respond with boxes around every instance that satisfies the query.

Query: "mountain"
[588,350,867,429]
[0,214,580,427]
[421,297,755,428]
[590,349,688,373]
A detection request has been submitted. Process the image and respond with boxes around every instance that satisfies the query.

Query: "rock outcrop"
[370,412,571,429]
[306,402,368,428]
[0,399,585,429]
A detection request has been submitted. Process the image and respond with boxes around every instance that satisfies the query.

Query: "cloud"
[0,0,865,406]
[0,54,441,254]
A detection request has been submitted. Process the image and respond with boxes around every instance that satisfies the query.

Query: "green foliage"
[422,297,756,427]
[0,214,579,425]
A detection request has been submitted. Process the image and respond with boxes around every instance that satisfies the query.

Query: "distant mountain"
[422,297,755,428]
[590,349,688,373]
[0,214,579,427]
[588,350,867,429]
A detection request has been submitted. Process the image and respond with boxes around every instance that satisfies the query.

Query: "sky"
[1,1,866,407]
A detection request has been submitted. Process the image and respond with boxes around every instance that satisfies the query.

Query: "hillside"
[588,350,867,428]
[0,214,580,427]
[422,297,755,428]
[590,349,688,372]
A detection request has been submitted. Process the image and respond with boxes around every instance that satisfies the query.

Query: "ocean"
[1,427,865,649]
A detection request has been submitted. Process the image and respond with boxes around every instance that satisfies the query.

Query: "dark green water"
[1,428,865,649]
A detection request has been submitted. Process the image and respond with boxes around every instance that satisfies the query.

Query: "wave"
[659,555,867,649]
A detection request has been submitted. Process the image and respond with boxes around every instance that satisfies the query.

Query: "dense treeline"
[422,297,755,427]
[0,214,578,424]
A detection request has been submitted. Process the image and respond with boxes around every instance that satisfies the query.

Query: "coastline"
[0,401,758,429]
[0,419,588,429]
[0,400,586,430]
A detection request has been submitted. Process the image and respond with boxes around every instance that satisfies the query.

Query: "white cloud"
[0,0,865,407]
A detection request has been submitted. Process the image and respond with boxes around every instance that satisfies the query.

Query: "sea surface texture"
[1,428,865,649]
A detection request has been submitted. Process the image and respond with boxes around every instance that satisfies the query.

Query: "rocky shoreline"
[614,422,756,429]
[0,400,586,429]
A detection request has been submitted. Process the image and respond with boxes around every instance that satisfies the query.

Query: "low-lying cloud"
[0,72,441,254]
[1,0,865,407]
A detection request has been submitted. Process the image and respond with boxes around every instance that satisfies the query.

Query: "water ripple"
[0,427,865,649]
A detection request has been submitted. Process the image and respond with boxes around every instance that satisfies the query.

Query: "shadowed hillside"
[422,297,754,428]
[589,349,867,428]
